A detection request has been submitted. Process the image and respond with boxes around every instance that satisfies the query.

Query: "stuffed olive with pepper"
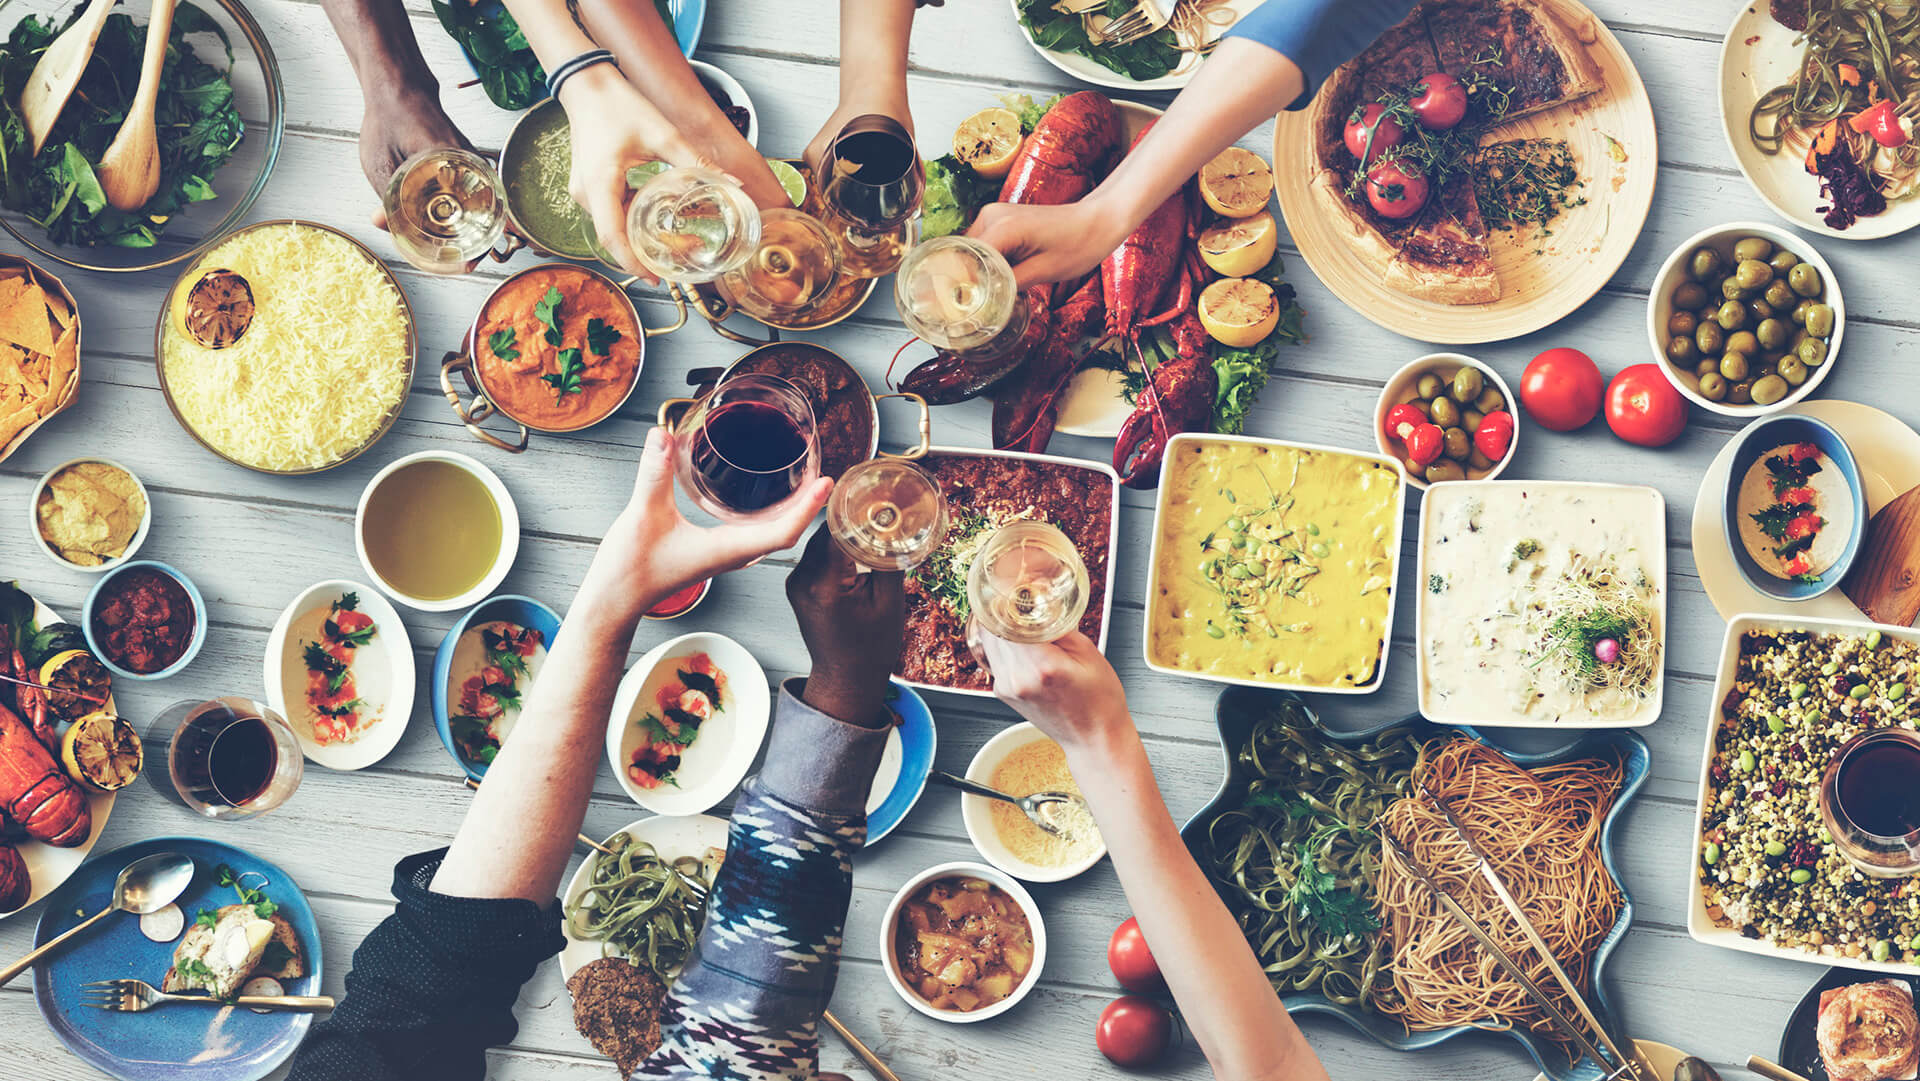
[1667,235,1833,406]
[1382,362,1514,485]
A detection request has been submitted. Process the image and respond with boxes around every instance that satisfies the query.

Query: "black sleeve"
[286,849,565,1081]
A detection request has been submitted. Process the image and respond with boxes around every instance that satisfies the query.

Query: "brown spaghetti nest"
[1375,739,1625,1061]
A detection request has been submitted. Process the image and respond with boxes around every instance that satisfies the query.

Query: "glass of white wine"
[715,208,841,324]
[626,167,762,283]
[894,235,1029,355]
[826,458,948,571]
[382,148,509,275]
[964,521,1090,676]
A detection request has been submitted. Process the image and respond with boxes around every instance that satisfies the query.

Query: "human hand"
[785,527,905,727]
[359,86,473,232]
[967,199,1128,291]
[980,631,1133,756]
[576,427,831,630]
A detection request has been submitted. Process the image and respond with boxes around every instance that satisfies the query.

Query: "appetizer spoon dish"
[0,852,193,987]
[1721,415,1865,602]
[930,769,1080,838]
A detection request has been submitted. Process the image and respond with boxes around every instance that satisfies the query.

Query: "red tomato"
[1384,402,1426,442]
[1365,160,1429,220]
[1790,442,1821,461]
[1787,514,1823,540]
[1474,410,1515,461]
[1405,423,1444,465]
[1107,917,1164,993]
[1783,487,1816,505]
[1344,103,1406,165]
[1096,996,1175,1069]
[1519,348,1605,432]
[1785,552,1814,577]
[1409,73,1468,130]
[1605,364,1689,447]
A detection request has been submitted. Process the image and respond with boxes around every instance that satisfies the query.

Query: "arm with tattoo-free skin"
[802,0,920,177]
[981,632,1334,1081]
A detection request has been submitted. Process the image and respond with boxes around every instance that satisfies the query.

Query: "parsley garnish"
[534,285,564,347]
[1765,452,1822,498]
[194,908,219,930]
[1749,503,1795,543]
[1287,826,1380,938]
[541,347,586,397]
[301,643,349,694]
[586,317,621,357]
[1428,573,1447,594]
[488,327,519,364]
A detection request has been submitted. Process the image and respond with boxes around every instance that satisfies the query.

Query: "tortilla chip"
[37,462,144,562]
[43,287,71,330]
[46,326,77,403]
[0,404,38,449]
[0,282,56,356]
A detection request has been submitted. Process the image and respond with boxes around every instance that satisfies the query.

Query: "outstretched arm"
[983,633,1332,1081]
[803,0,919,177]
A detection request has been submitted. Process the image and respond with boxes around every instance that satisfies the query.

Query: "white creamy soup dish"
[1417,481,1667,728]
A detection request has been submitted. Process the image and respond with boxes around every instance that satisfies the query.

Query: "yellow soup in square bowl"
[1146,435,1405,693]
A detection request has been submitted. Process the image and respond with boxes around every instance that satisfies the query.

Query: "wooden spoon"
[1843,483,1920,626]
[19,0,120,156]
[95,0,177,213]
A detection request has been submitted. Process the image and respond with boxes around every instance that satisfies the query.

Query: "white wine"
[718,208,840,322]
[965,521,1090,674]
[895,235,1026,351]
[627,167,761,283]
[826,458,948,570]
[384,148,508,275]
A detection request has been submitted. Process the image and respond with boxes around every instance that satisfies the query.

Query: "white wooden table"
[2,1,1914,1078]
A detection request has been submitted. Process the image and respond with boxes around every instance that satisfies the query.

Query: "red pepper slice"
[1849,99,1909,148]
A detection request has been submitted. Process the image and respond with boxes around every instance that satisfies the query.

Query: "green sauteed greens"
[0,4,244,249]
[1015,0,1181,82]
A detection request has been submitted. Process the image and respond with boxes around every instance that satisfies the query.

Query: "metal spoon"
[0,851,195,987]
[95,0,178,211]
[1674,1056,1725,1081]
[929,769,1085,837]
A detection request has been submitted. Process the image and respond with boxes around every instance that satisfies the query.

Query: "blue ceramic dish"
[82,561,208,681]
[867,680,936,845]
[432,594,563,782]
[448,0,704,93]
[1722,414,1865,602]
[1180,686,1650,1081]
[33,837,323,1081]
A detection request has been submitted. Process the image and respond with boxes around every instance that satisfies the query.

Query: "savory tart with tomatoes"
[1309,0,1605,305]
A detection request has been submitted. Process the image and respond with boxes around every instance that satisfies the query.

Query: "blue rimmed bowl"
[81,560,207,681]
[1722,414,1865,602]
[431,594,562,782]
[866,680,935,845]
[1179,685,1650,1081]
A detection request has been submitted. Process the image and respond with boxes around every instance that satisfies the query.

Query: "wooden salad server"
[19,0,120,155]
[95,0,177,212]
[1843,483,1920,627]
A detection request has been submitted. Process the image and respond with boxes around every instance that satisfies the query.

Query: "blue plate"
[445,0,705,100]
[32,837,323,1081]
[1722,414,1866,602]
[867,680,936,845]
[1180,686,1649,1081]
[432,594,563,782]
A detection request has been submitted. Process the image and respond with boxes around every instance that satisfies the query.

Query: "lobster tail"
[0,704,89,848]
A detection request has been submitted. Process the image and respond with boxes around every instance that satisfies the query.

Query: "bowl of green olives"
[1374,353,1519,491]
[1647,222,1842,417]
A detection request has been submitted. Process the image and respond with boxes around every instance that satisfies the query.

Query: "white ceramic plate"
[1414,481,1667,728]
[1007,0,1260,91]
[1693,400,1920,624]
[1718,4,1920,240]
[4,595,114,920]
[959,722,1106,883]
[263,580,415,771]
[559,813,728,980]
[1686,613,1920,974]
[606,632,771,815]
[1140,433,1406,695]
[1053,100,1165,441]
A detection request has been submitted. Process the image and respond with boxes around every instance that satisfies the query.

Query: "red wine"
[1836,733,1920,837]
[691,400,809,512]
[835,130,915,184]
[172,707,279,808]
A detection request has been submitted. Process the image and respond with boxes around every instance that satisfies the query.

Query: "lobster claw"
[1113,401,1171,490]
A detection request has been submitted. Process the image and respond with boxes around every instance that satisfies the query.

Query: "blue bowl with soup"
[1723,415,1865,602]
[432,594,562,782]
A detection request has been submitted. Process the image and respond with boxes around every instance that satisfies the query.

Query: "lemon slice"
[1198,278,1281,348]
[1198,212,1278,278]
[953,107,1024,180]
[1199,147,1274,219]
[61,710,142,792]
[766,159,807,207]
[39,649,110,725]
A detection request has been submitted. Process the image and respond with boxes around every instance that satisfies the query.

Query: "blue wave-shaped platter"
[1178,685,1650,1081]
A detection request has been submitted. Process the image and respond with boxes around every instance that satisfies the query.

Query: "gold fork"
[1090,0,1174,47]
[80,978,334,1013]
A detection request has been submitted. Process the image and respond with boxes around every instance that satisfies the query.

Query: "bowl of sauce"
[644,578,710,621]
[880,861,1045,1022]
[960,723,1104,882]
[1724,414,1865,602]
[83,561,206,680]
[355,451,520,613]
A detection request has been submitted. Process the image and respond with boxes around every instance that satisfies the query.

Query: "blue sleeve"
[1224,0,1423,109]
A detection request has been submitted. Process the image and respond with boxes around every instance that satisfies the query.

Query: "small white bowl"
[1646,221,1843,418]
[606,631,771,816]
[28,457,152,573]
[688,60,757,149]
[960,723,1105,883]
[262,579,415,771]
[1372,353,1519,491]
[354,451,520,613]
[880,861,1046,1024]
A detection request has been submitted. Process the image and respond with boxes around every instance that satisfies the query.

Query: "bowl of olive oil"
[355,451,520,612]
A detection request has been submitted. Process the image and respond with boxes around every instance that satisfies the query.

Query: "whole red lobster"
[0,702,88,847]
[0,625,51,749]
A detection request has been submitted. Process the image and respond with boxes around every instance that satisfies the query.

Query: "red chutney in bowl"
[91,567,196,673]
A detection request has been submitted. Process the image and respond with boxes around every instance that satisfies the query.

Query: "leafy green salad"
[0,5,245,249]
[1015,0,1184,82]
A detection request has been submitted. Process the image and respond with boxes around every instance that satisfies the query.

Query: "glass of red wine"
[816,114,924,230]
[145,697,303,820]
[1818,727,1920,877]
[670,373,821,523]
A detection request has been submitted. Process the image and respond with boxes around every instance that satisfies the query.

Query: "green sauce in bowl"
[501,100,601,261]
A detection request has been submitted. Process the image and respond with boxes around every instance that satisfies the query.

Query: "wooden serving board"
[1844,485,1920,627]
[1271,0,1658,345]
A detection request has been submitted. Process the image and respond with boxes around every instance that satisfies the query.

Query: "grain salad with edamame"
[1699,627,1920,963]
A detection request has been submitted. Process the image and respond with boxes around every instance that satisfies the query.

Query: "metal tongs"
[1376,779,1660,1081]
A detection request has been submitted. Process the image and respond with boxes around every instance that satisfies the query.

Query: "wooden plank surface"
[3,0,1913,1079]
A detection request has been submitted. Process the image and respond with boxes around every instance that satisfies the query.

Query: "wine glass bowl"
[715,208,842,323]
[826,458,949,571]
[146,697,303,821]
[895,235,1028,353]
[667,373,821,522]
[816,114,924,279]
[964,521,1091,674]
[383,147,509,274]
[1818,727,1920,878]
[627,166,762,283]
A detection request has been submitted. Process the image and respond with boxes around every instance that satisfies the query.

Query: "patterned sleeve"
[1224,0,1422,109]
[636,680,889,1081]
